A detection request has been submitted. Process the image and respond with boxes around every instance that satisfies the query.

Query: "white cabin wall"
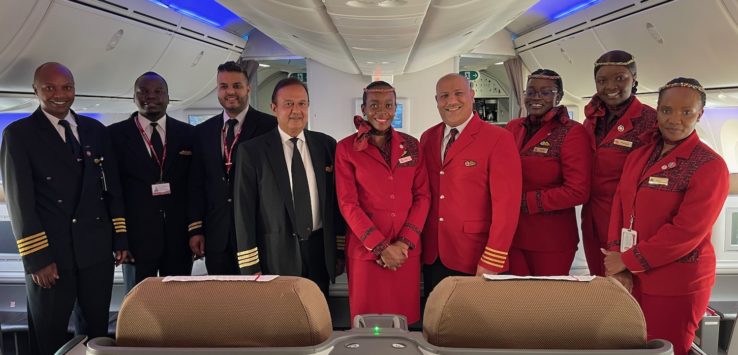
[306,59,368,140]
[393,58,456,138]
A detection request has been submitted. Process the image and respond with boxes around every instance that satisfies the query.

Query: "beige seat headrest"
[116,276,332,347]
[423,276,646,349]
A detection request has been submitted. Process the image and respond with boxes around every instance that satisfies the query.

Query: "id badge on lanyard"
[620,214,637,252]
[135,118,170,196]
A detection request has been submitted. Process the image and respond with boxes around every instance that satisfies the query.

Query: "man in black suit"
[0,62,128,355]
[188,61,276,275]
[108,72,194,289]
[233,78,344,295]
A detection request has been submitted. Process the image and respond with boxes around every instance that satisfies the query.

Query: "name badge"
[648,176,669,186]
[152,182,171,196]
[613,139,633,148]
[620,228,638,253]
[399,156,412,164]
[533,147,549,154]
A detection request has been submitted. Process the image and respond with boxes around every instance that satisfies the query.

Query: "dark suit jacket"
[108,113,194,263]
[233,127,344,280]
[0,108,127,273]
[187,107,276,254]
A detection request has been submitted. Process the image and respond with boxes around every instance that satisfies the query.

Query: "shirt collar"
[42,109,76,128]
[136,113,167,132]
[223,105,250,128]
[278,126,306,144]
[444,111,473,138]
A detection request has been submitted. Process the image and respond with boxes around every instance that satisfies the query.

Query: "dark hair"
[134,71,168,91]
[657,77,706,108]
[271,77,309,104]
[594,50,638,94]
[362,80,396,106]
[528,69,563,100]
[217,61,249,82]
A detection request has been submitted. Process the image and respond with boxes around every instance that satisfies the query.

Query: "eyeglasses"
[524,89,559,98]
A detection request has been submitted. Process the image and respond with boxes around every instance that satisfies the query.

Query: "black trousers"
[299,229,330,297]
[205,230,240,275]
[422,258,472,298]
[27,259,113,355]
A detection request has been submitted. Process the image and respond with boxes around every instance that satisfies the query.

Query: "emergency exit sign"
[289,72,307,82]
[459,71,479,80]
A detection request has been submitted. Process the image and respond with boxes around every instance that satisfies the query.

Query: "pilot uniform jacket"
[0,108,128,274]
[420,113,522,274]
[233,128,344,281]
[187,108,276,264]
[108,113,194,267]
[506,107,592,253]
[335,129,430,323]
[581,95,657,275]
[607,131,729,296]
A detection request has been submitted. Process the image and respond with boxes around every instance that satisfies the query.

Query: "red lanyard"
[135,117,166,180]
[222,124,242,174]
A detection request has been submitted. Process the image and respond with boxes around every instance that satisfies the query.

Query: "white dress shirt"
[42,109,78,142]
[221,106,249,156]
[278,127,322,231]
[136,114,166,156]
[441,112,474,162]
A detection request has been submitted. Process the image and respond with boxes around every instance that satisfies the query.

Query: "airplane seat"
[113,276,332,348]
[422,276,668,352]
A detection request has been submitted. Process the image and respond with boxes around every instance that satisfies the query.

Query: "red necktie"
[443,128,458,163]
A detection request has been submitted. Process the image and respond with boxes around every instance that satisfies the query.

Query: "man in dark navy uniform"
[187,61,276,274]
[0,62,128,355]
[108,72,194,290]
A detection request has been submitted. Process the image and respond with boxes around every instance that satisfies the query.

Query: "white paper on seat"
[162,275,280,282]
[483,274,596,282]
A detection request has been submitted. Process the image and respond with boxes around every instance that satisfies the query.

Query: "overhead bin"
[0,0,245,111]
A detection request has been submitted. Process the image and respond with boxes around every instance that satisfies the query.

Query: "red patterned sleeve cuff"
[395,237,415,250]
[622,246,651,272]
[371,240,391,257]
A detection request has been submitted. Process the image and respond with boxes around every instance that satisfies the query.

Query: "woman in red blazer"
[581,50,658,275]
[335,81,430,324]
[603,78,729,355]
[505,69,592,275]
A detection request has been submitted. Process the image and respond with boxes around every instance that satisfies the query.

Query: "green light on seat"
[373,325,381,336]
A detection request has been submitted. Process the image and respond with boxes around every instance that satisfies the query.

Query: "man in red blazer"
[420,73,522,296]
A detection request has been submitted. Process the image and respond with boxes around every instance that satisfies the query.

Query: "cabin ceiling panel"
[0,1,172,96]
[0,0,39,59]
[219,0,536,76]
[129,35,234,102]
[594,0,738,91]
[522,30,605,98]
[405,0,537,73]
[219,0,360,74]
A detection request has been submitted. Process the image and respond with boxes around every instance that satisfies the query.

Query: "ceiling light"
[553,0,601,20]
[259,63,271,68]
[378,0,407,8]
[494,61,504,65]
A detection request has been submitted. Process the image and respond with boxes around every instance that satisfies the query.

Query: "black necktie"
[149,121,164,160]
[290,137,313,240]
[443,128,459,163]
[225,119,238,150]
[58,119,81,158]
